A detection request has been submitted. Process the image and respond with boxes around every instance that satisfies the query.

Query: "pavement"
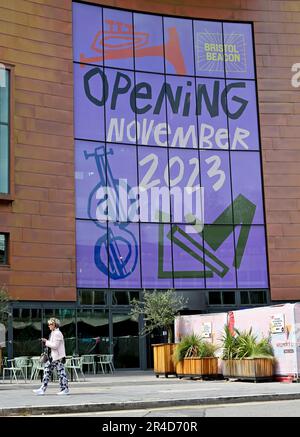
[1,370,300,416]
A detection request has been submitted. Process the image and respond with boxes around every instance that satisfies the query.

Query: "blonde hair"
[47,317,60,328]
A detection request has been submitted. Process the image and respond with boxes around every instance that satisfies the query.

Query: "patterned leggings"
[41,360,69,391]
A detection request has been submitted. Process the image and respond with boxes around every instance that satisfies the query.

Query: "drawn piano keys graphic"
[168,225,229,278]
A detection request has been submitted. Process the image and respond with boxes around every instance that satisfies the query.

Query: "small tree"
[130,289,188,343]
[0,285,9,322]
[0,286,9,366]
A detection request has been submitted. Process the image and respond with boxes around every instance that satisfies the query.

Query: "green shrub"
[173,333,218,364]
[221,325,274,360]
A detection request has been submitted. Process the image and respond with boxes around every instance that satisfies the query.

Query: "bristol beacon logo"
[196,31,247,74]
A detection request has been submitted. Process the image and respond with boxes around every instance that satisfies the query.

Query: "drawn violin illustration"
[84,146,138,280]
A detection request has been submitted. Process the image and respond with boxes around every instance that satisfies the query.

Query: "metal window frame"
[0,63,14,200]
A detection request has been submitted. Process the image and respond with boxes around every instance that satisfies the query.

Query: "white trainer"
[33,387,45,396]
[57,388,69,395]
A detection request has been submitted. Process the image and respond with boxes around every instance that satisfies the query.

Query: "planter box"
[222,358,274,382]
[176,357,218,379]
[152,343,176,378]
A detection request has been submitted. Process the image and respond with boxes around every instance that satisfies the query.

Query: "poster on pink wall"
[175,303,300,378]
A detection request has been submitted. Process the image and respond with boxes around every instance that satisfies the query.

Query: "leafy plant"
[130,289,188,343]
[221,325,239,360]
[0,285,9,322]
[221,325,274,360]
[173,333,218,364]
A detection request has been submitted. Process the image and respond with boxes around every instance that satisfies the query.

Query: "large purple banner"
[73,2,268,290]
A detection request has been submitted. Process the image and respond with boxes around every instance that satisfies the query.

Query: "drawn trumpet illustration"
[80,19,186,74]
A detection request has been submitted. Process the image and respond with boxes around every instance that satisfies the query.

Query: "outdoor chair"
[81,354,96,374]
[97,354,114,374]
[65,356,85,382]
[2,358,26,383]
[30,356,45,381]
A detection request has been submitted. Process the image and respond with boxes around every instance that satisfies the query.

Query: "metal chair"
[97,354,114,374]
[15,356,31,380]
[65,356,85,382]
[30,356,45,380]
[2,358,26,383]
[81,354,96,374]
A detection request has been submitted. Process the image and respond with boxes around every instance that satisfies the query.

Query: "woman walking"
[33,317,69,395]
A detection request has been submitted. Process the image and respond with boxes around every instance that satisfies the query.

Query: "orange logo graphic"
[80,20,186,74]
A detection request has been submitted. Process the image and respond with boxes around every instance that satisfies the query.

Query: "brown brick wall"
[0,0,75,301]
[1,0,299,302]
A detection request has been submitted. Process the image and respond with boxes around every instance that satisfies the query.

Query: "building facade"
[0,0,299,368]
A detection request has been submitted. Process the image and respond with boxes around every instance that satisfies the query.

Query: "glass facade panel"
[231,151,264,224]
[196,77,228,150]
[75,141,106,220]
[208,291,221,305]
[76,220,109,289]
[203,225,236,289]
[10,306,141,369]
[250,290,266,304]
[223,291,235,305]
[79,289,107,305]
[72,2,103,66]
[135,72,167,147]
[200,150,232,224]
[133,13,164,73]
[227,80,259,151]
[112,291,138,305]
[168,148,200,224]
[77,308,109,355]
[105,68,136,145]
[103,8,134,70]
[73,64,106,142]
[112,312,139,368]
[12,309,42,357]
[140,223,173,289]
[235,226,268,289]
[108,222,140,288]
[223,22,255,80]
[138,146,170,223]
[166,75,197,148]
[164,17,194,76]
[240,291,249,305]
[107,144,139,222]
[193,20,224,78]
[172,226,205,289]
